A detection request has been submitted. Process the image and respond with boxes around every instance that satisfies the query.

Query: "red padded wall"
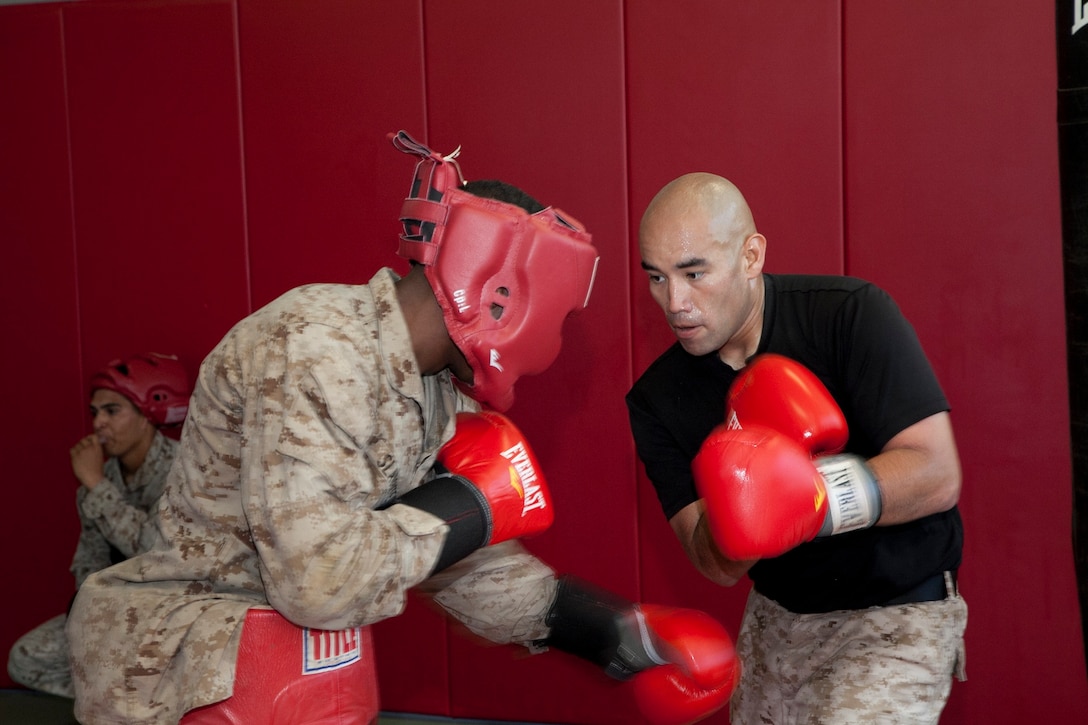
[1,0,251,691]
[63,0,250,371]
[0,4,87,664]
[843,6,1087,722]
[237,0,427,308]
[420,2,636,720]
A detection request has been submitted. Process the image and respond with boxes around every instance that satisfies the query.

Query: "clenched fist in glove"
[542,575,739,725]
[694,354,882,560]
[725,353,848,455]
[394,411,554,572]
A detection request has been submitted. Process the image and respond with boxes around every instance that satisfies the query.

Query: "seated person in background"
[6,352,190,698]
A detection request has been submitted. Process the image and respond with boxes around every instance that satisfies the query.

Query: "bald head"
[640,173,756,252]
[637,173,767,365]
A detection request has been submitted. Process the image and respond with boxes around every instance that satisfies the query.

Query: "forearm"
[865,412,961,526]
[420,540,556,646]
[256,499,447,630]
[672,502,754,587]
[79,481,155,558]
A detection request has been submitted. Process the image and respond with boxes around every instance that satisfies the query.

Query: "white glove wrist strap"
[815,454,883,536]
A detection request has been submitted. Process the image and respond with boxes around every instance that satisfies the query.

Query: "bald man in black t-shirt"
[627,172,967,725]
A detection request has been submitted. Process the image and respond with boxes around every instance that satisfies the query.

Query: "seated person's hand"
[70,434,106,490]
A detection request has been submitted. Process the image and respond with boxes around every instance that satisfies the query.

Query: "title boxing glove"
[542,576,739,725]
[632,605,741,725]
[394,411,554,572]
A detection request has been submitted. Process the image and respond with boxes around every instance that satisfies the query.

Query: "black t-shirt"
[626,274,963,613]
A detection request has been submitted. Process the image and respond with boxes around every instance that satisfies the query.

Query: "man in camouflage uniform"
[8,353,189,698]
[66,133,741,725]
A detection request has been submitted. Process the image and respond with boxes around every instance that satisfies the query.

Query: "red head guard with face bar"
[390,130,599,411]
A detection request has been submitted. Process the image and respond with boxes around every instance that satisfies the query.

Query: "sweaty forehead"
[640,214,729,270]
[640,249,711,273]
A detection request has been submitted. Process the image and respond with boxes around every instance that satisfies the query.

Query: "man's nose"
[667,283,691,314]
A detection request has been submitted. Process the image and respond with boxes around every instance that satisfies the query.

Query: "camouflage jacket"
[70,431,178,588]
[68,269,557,724]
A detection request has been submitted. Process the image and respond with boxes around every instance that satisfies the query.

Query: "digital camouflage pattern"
[72,431,179,587]
[7,431,177,697]
[730,584,968,725]
[7,613,72,698]
[67,269,558,724]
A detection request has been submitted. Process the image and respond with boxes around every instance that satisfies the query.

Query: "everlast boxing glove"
[694,355,882,560]
[542,576,739,725]
[394,411,554,573]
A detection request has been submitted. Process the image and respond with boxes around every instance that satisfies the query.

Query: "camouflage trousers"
[731,578,967,725]
[7,613,74,698]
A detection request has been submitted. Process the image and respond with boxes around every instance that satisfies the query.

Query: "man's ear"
[743,233,767,279]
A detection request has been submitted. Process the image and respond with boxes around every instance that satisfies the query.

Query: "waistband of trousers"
[881,570,958,607]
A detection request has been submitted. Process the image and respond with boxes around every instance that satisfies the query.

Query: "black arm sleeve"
[541,575,665,680]
[389,471,489,573]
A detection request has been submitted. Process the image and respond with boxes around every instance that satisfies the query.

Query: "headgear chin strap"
[390,130,599,412]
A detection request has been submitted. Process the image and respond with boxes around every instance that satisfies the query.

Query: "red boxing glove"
[542,576,738,724]
[436,411,554,544]
[395,411,553,572]
[631,605,740,725]
[726,353,848,454]
[700,354,882,558]
[693,423,829,560]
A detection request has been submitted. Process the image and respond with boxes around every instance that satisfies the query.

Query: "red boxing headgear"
[89,352,191,428]
[390,131,599,411]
